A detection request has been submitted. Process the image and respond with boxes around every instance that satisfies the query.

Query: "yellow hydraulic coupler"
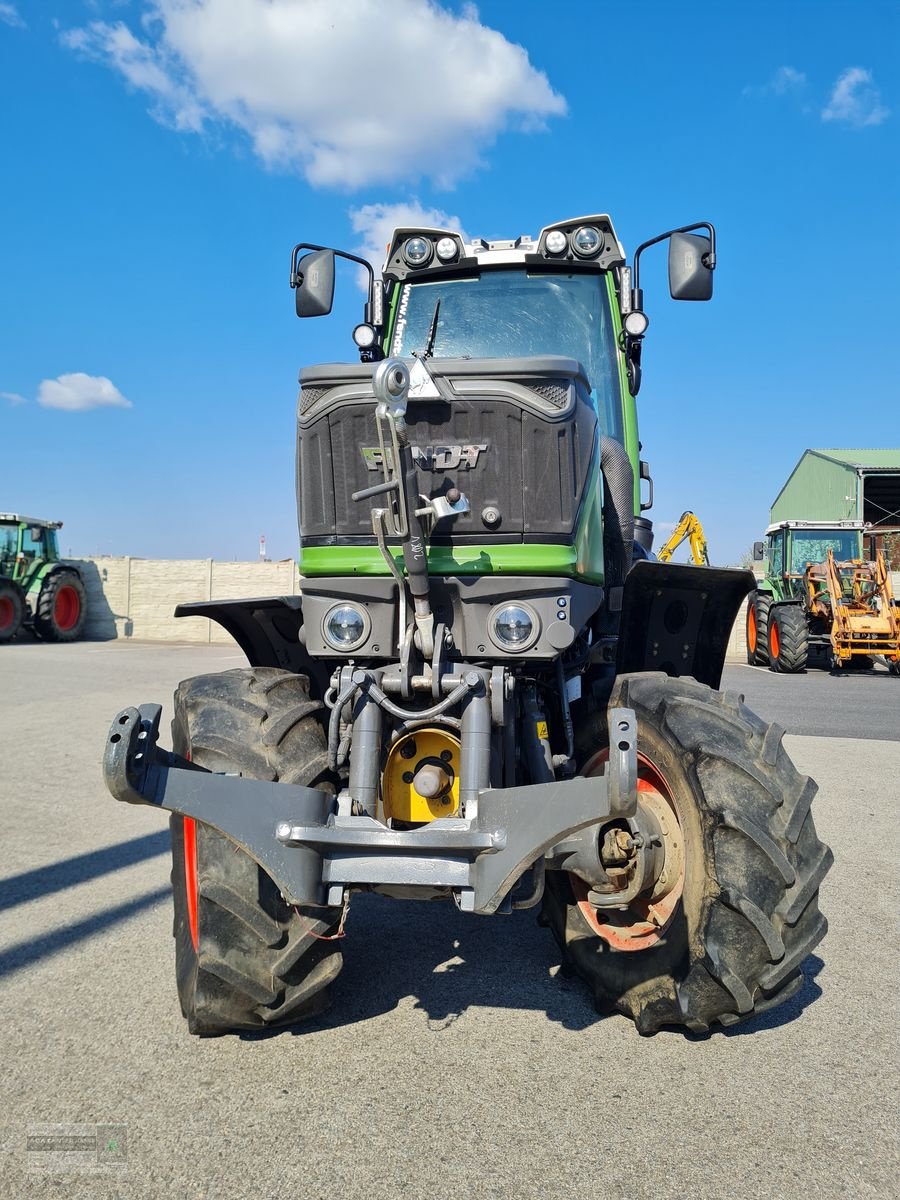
[382,727,461,823]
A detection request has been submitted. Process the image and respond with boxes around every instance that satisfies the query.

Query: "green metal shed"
[771,449,900,557]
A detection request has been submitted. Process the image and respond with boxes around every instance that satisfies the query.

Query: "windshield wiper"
[414,298,441,360]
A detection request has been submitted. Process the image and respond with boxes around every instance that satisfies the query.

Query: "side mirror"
[668,233,714,301]
[294,249,335,318]
[29,526,43,542]
[753,541,765,561]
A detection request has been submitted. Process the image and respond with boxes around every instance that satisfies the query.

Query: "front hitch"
[103,703,638,916]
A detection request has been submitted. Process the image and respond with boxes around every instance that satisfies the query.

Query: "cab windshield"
[390,270,623,439]
[790,531,859,572]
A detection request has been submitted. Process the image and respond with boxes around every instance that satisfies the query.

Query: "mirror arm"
[289,242,380,325]
[632,221,716,306]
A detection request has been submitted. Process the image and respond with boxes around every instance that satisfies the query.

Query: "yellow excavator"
[656,511,709,566]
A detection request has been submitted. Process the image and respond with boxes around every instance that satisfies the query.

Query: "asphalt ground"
[721,661,900,741]
[0,641,897,1199]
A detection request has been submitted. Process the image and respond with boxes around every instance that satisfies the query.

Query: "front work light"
[403,237,433,267]
[572,226,602,257]
[435,237,459,262]
[352,323,377,348]
[323,604,369,650]
[623,310,649,337]
[544,229,568,256]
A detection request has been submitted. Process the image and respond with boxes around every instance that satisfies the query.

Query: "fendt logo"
[362,444,487,471]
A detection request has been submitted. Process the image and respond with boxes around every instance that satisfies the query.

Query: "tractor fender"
[174,596,330,696]
[615,560,755,689]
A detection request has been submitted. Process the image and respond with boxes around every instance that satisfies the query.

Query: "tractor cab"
[755,520,865,602]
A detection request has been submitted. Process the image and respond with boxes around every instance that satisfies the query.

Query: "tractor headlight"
[323,603,370,651]
[544,229,568,256]
[489,603,540,652]
[572,226,602,257]
[403,237,433,267]
[435,236,459,262]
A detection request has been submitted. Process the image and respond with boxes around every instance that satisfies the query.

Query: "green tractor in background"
[748,520,859,671]
[0,514,88,643]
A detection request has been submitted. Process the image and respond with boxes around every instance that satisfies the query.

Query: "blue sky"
[1,0,898,563]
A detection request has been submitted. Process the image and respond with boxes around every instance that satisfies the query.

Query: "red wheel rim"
[569,750,686,952]
[53,585,81,631]
[769,618,780,660]
[183,816,199,951]
[747,605,757,653]
[0,596,14,632]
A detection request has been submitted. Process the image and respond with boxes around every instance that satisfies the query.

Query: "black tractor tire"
[768,605,809,673]
[0,579,25,643]
[541,673,831,1035]
[33,569,87,642]
[170,667,344,1035]
[745,591,771,665]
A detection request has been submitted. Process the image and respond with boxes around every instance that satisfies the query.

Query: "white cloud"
[37,373,132,412]
[743,66,806,98]
[62,0,566,189]
[0,3,25,29]
[768,66,806,95]
[822,67,889,128]
[350,201,470,273]
[1,391,28,406]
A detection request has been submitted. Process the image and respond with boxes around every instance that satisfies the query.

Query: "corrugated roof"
[810,449,900,468]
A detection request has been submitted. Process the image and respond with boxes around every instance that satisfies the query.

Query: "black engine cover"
[296,357,599,547]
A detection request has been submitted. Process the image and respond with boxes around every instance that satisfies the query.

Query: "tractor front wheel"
[34,570,87,642]
[542,673,831,1034]
[170,667,344,1035]
[0,580,25,643]
[768,606,809,673]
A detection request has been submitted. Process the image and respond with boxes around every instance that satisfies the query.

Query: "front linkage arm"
[103,703,638,916]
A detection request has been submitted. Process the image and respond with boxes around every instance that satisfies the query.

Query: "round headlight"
[489,603,540,652]
[544,229,568,256]
[323,604,370,650]
[623,310,649,337]
[403,237,432,267]
[572,226,602,257]
[435,236,458,262]
[352,323,377,348]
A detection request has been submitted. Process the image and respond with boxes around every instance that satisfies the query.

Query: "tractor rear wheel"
[33,569,87,642]
[745,591,771,665]
[768,605,809,672]
[170,667,344,1035]
[542,673,831,1035]
[0,580,25,643]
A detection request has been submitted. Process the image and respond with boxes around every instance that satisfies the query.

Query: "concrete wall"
[69,558,299,643]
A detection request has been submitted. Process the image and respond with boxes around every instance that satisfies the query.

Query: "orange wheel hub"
[569,751,685,952]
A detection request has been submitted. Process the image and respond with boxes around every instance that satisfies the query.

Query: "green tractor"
[103,214,831,1037]
[747,520,900,672]
[0,513,87,643]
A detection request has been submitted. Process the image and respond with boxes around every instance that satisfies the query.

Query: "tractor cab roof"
[382,213,626,284]
[764,520,866,535]
[0,513,63,529]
